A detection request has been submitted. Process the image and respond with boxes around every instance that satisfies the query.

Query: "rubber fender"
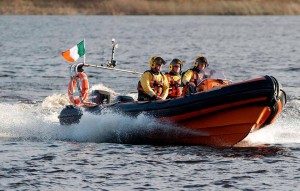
[114,95,135,103]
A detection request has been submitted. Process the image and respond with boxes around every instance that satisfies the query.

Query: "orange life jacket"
[165,73,182,98]
[182,69,204,95]
[137,70,163,96]
[68,72,89,105]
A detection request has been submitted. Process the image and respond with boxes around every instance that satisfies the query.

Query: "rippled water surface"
[0,16,299,190]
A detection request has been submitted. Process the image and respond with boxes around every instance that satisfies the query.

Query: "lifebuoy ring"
[68,72,89,105]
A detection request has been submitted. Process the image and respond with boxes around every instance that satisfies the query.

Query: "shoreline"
[1,0,300,15]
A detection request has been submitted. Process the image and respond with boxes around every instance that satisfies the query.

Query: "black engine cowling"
[58,105,83,125]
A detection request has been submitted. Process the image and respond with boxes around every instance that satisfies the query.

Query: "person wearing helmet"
[182,55,209,94]
[165,58,184,99]
[137,56,169,101]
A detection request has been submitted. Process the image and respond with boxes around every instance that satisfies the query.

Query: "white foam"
[42,93,69,109]
[1,99,299,146]
[240,100,300,146]
[0,102,175,143]
[242,118,300,145]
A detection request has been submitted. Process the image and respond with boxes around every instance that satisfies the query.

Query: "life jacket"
[182,69,205,95]
[68,72,89,105]
[165,72,182,98]
[137,70,164,97]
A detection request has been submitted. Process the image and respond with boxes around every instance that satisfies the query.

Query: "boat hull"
[59,75,286,147]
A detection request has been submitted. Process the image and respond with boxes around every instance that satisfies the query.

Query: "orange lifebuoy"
[68,72,89,105]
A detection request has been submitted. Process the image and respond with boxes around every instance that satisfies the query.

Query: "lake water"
[0,16,299,190]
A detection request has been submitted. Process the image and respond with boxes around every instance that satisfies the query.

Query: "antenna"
[107,38,118,68]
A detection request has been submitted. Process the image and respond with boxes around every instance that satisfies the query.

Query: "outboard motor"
[58,105,83,125]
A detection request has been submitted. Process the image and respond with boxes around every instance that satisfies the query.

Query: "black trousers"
[137,91,156,101]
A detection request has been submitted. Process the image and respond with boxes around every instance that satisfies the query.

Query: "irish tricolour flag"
[62,40,85,62]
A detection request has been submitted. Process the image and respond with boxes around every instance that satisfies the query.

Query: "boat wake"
[0,98,202,144]
[0,94,299,147]
[240,99,300,146]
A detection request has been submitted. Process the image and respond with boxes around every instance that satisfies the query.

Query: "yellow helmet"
[194,55,208,68]
[149,56,166,69]
[169,58,183,72]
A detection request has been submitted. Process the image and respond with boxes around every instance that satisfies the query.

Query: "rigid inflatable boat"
[58,75,286,147]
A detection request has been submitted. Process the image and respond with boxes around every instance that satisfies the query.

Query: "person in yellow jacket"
[137,56,169,101]
[165,58,184,99]
[182,55,209,94]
